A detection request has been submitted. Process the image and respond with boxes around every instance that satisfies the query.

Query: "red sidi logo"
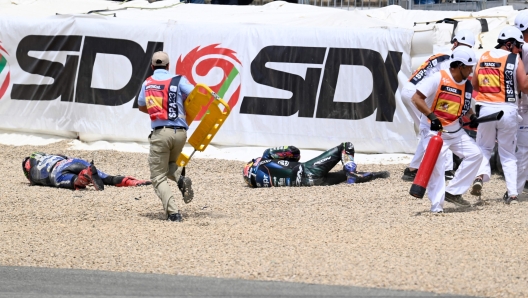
[176,44,242,121]
[0,42,10,100]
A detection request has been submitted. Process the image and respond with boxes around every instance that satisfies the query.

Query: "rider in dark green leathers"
[243,142,390,187]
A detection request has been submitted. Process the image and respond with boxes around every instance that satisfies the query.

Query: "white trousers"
[409,137,454,170]
[516,145,528,195]
[401,83,421,127]
[516,107,528,195]
[422,127,482,212]
[475,105,519,196]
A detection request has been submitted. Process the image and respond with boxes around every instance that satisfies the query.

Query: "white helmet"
[515,11,528,32]
[450,46,477,66]
[497,26,524,44]
[451,30,475,48]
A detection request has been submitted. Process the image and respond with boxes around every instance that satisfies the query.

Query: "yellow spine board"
[176,84,231,167]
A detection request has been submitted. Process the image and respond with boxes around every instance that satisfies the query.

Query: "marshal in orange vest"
[429,70,472,126]
[409,53,451,85]
[474,51,517,103]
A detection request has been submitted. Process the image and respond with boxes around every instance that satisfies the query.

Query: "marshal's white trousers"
[475,105,519,197]
[409,138,454,171]
[401,83,421,128]
[421,126,482,212]
[516,102,528,195]
[516,145,528,195]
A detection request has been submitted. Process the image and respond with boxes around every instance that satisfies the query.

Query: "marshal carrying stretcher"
[176,83,231,167]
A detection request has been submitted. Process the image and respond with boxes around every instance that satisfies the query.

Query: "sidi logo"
[12,35,163,105]
[0,41,10,100]
[176,44,242,121]
[240,46,402,122]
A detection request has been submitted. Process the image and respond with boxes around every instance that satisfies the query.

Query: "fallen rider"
[22,152,151,190]
[243,142,390,187]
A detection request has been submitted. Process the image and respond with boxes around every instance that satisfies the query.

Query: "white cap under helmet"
[451,30,475,47]
[450,46,477,66]
[497,26,524,44]
[515,11,528,32]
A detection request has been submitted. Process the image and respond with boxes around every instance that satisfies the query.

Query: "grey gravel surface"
[0,141,527,298]
[0,266,474,298]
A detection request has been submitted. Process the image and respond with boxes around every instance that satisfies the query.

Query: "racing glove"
[116,176,152,187]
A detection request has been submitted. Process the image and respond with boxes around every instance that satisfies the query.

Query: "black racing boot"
[74,162,104,191]
[88,161,104,191]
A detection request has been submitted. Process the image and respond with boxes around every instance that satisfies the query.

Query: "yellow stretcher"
[176,83,231,167]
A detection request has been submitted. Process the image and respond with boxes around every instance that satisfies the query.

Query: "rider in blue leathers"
[243,142,390,187]
[22,152,151,190]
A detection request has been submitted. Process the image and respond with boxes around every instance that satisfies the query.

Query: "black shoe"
[503,191,519,205]
[178,176,194,204]
[470,178,483,196]
[167,213,183,222]
[401,168,417,181]
[445,192,471,207]
[89,161,104,191]
[444,170,455,181]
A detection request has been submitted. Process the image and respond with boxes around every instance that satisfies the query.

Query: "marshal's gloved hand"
[469,114,479,129]
[428,113,443,131]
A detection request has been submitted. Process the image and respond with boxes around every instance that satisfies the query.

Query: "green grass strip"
[0,56,6,74]
[217,66,239,98]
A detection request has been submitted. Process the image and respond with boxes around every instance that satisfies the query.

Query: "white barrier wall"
[0,4,418,153]
[0,1,522,153]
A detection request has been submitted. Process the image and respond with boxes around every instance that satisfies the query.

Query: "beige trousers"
[148,127,187,216]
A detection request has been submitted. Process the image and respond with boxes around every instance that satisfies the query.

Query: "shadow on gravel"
[185,209,227,219]
[139,212,166,220]
[139,209,228,222]
[443,206,479,213]
[414,206,479,216]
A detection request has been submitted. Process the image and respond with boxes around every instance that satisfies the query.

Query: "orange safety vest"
[144,76,181,121]
[409,53,451,85]
[475,51,517,103]
[430,70,472,126]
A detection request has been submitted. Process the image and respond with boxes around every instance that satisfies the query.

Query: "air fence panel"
[250,0,507,11]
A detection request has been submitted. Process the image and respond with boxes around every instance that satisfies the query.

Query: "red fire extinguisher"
[409,131,443,198]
